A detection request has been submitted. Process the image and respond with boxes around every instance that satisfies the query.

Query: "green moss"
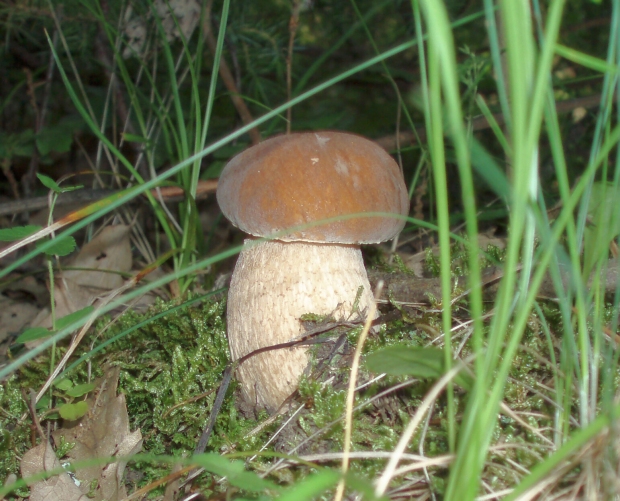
[0,295,274,494]
[0,242,610,497]
[0,375,31,478]
[95,297,269,487]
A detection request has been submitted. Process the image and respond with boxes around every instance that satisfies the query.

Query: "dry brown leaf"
[123,0,200,58]
[20,439,88,501]
[398,250,427,278]
[0,295,39,344]
[477,232,506,251]
[29,278,92,334]
[1,274,48,303]
[64,225,132,290]
[51,367,142,501]
[30,225,132,333]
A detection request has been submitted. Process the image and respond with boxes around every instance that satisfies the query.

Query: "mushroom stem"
[227,239,376,412]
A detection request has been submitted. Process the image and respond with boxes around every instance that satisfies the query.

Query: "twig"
[27,390,47,441]
[368,257,620,305]
[0,180,217,218]
[193,364,235,456]
[121,464,195,501]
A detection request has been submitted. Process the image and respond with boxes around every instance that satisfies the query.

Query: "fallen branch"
[368,258,620,305]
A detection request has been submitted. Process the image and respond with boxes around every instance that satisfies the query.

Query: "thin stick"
[334,280,383,501]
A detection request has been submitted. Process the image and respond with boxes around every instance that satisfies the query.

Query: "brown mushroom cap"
[216,131,409,244]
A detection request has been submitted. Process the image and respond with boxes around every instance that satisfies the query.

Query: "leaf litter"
[21,367,143,501]
[20,438,88,501]
[29,224,133,336]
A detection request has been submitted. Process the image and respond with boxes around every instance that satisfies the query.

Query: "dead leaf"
[477,231,506,251]
[64,225,132,291]
[398,250,427,278]
[30,225,132,334]
[0,295,38,344]
[0,274,48,355]
[155,0,200,43]
[573,106,588,123]
[0,273,48,303]
[51,367,142,501]
[123,0,200,58]
[20,439,88,501]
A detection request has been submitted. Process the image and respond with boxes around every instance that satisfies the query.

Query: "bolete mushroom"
[217,131,409,412]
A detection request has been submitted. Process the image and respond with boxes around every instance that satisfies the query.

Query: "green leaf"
[469,138,510,199]
[275,470,340,501]
[193,454,275,492]
[583,182,620,274]
[65,383,95,398]
[58,401,89,420]
[36,395,51,410]
[36,116,84,156]
[37,128,71,155]
[0,129,36,159]
[366,345,444,377]
[15,327,52,344]
[61,184,84,193]
[212,143,247,159]
[15,307,92,345]
[0,225,42,241]
[53,379,74,391]
[36,172,83,193]
[230,470,276,492]
[555,43,617,74]
[121,132,149,144]
[37,173,62,192]
[365,345,473,391]
[56,306,94,331]
[36,236,76,256]
[201,160,225,179]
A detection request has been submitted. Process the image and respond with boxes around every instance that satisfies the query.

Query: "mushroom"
[216,131,409,412]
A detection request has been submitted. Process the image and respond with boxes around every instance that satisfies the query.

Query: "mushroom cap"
[216,131,409,244]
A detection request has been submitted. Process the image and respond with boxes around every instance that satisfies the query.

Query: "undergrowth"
[1,0,619,498]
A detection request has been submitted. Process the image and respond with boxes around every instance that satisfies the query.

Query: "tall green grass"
[414,0,620,499]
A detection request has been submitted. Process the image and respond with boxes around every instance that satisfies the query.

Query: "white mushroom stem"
[227,239,376,412]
